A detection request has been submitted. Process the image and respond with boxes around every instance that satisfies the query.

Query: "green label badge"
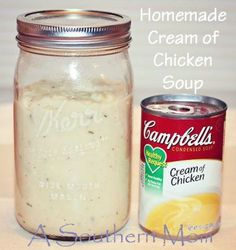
[144,144,167,193]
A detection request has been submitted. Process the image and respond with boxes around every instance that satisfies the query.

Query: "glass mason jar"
[14,10,132,240]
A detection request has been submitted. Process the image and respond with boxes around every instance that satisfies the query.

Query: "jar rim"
[16,9,131,54]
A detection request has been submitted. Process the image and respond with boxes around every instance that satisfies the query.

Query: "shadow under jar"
[14,10,133,240]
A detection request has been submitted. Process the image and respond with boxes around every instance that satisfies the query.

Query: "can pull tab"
[146,104,195,115]
[168,104,194,115]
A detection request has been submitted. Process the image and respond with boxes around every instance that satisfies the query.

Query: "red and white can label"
[139,110,226,238]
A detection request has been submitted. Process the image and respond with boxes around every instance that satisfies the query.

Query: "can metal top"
[16,9,131,52]
[141,94,227,119]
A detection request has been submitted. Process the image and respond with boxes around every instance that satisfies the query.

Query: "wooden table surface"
[0,104,235,250]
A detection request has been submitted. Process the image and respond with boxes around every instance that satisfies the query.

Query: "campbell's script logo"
[143,120,214,150]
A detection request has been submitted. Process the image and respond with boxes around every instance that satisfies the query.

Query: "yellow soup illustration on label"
[146,193,220,236]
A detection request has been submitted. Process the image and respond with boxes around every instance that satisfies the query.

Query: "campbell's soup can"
[139,94,227,240]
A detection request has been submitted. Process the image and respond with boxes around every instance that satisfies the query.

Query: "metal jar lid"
[16,9,131,54]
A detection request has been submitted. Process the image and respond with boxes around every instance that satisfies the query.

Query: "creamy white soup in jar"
[14,10,132,239]
[15,80,132,237]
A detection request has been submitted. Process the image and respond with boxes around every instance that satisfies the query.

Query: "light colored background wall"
[0,0,235,106]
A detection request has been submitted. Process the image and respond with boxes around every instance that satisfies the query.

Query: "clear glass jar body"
[14,49,132,239]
